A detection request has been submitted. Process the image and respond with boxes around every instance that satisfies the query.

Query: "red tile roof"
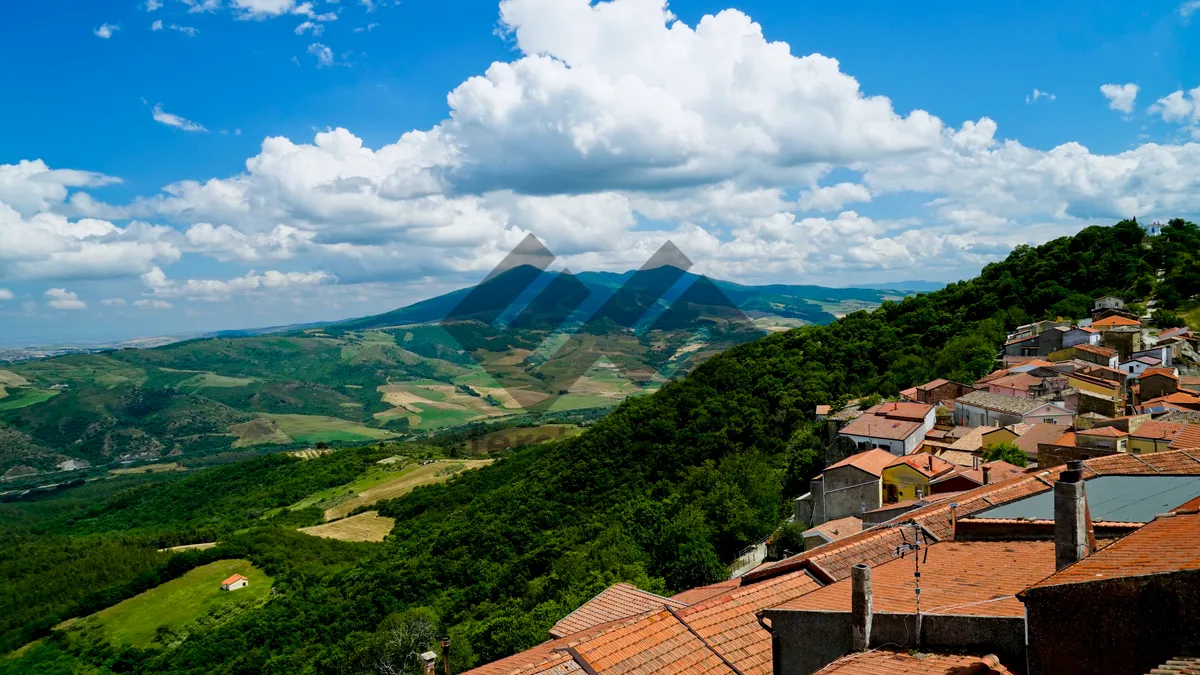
[817,650,1013,674]
[839,414,922,442]
[899,387,919,400]
[221,574,247,586]
[916,378,952,391]
[1025,512,1200,590]
[669,579,741,605]
[1170,425,1200,451]
[1075,344,1119,358]
[1144,392,1200,407]
[573,609,736,674]
[803,516,864,543]
[776,540,1055,617]
[1077,426,1129,438]
[824,449,900,477]
[549,584,686,638]
[1093,315,1142,328]
[870,401,936,421]
[815,405,832,415]
[1130,421,1188,441]
[1142,367,1179,380]
[885,453,957,479]
[1013,423,1068,454]
[986,373,1042,392]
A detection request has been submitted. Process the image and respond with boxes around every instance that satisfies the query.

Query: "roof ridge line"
[665,605,746,675]
[1130,453,1162,473]
[551,647,599,675]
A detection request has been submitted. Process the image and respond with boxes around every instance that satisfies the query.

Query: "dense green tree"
[982,442,1029,467]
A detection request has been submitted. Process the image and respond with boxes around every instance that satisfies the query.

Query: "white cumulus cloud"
[307,42,333,67]
[1100,83,1139,114]
[45,288,87,311]
[94,23,120,39]
[1025,89,1056,104]
[0,288,13,301]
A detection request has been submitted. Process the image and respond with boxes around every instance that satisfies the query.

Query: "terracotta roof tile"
[1131,421,1188,441]
[1026,512,1200,590]
[839,414,922,442]
[775,540,1056,617]
[1142,368,1180,380]
[550,584,686,639]
[948,427,987,452]
[1170,426,1200,451]
[1093,315,1142,328]
[985,373,1042,392]
[221,574,247,586]
[803,515,864,543]
[929,448,980,467]
[669,579,741,605]
[916,379,952,391]
[869,402,935,421]
[1075,343,1119,357]
[574,609,734,675]
[1013,423,1068,454]
[824,449,898,477]
[673,570,824,674]
[1078,426,1129,438]
[817,650,1014,674]
[886,453,957,479]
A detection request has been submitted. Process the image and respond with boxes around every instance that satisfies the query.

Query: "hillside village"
[464,291,1200,675]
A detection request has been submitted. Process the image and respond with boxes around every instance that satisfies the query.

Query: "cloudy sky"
[2,0,1199,346]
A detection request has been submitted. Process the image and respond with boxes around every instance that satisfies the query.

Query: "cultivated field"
[265,413,397,444]
[110,462,185,475]
[298,511,395,542]
[229,417,293,447]
[158,542,218,553]
[463,424,583,454]
[323,459,493,521]
[62,559,272,649]
[375,379,510,430]
[288,448,335,460]
[0,389,60,412]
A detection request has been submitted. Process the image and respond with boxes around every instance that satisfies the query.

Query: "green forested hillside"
[3,219,1199,675]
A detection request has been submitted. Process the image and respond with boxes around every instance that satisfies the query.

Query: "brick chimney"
[851,563,872,651]
[1054,460,1088,571]
[982,465,990,485]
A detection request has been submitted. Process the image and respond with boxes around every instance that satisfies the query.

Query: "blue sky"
[2,0,1199,346]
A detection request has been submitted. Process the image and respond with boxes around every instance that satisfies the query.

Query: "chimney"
[1054,460,1088,571]
[927,455,933,472]
[420,652,437,675]
[982,465,990,485]
[851,563,873,651]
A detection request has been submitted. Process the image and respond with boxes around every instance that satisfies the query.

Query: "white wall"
[842,433,906,456]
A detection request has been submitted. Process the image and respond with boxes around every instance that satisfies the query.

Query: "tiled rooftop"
[669,579,740,605]
[870,401,936,421]
[955,391,1042,415]
[1148,656,1200,675]
[1131,421,1188,441]
[549,583,686,638]
[838,414,922,442]
[467,451,1200,675]
[773,540,1055,617]
[803,515,863,543]
[1012,422,1068,454]
[816,650,1013,674]
[1143,367,1180,380]
[886,453,956,478]
[948,427,987,452]
[1025,512,1200,590]
[1093,315,1142,328]
[1171,426,1200,451]
[1078,426,1129,438]
[824,449,899,477]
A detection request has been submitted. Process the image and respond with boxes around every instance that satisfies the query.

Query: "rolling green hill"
[0,270,914,479]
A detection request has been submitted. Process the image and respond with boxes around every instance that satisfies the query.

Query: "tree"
[982,442,1028,468]
[782,428,824,500]
[768,520,808,559]
[1151,308,1186,329]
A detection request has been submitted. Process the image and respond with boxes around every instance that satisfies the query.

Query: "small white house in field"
[220,574,249,591]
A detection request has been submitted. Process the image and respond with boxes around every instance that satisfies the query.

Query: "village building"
[1003,333,1040,359]
[800,516,863,552]
[1075,426,1129,453]
[1063,387,1124,418]
[836,402,935,456]
[928,459,1025,494]
[1131,344,1173,367]
[220,574,249,591]
[1022,401,1073,426]
[897,378,975,405]
[953,391,1041,427]
[1120,355,1163,377]
[879,453,956,503]
[805,449,893,525]
[1141,367,1181,400]
[981,372,1043,398]
[1069,343,1120,368]
[1062,325,1101,348]
[1128,420,1189,454]
[1101,326,1144,361]
[1183,375,1200,394]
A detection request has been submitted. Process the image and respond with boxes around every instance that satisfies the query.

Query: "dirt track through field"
[323,459,493,521]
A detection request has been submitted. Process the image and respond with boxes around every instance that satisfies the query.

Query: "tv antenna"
[894,522,928,647]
